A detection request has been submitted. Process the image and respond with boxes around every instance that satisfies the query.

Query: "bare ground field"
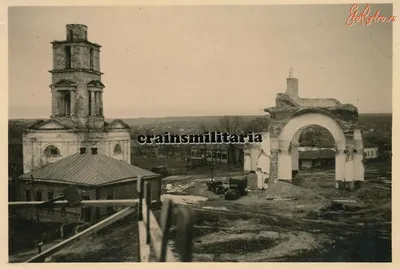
[9,164,391,262]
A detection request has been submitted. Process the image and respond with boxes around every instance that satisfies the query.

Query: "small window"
[65,46,72,69]
[69,30,73,40]
[44,145,61,157]
[114,144,122,155]
[221,154,227,160]
[90,48,94,70]
[48,191,54,200]
[36,191,42,201]
[25,190,31,201]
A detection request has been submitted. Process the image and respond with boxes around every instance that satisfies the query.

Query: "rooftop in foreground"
[19,150,159,186]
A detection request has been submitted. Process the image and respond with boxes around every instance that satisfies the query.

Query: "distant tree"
[197,123,210,161]
[243,117,270,133]
[299,126,334,148]
[216,116,244,134]
[215,116,245,164]
[131,126,154,157]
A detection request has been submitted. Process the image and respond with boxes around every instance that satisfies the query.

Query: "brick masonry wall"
[16,180,96,223]
[15,177,161,223]
[269,150,279,183]
[22,130,131,173]
[51,72,102,119]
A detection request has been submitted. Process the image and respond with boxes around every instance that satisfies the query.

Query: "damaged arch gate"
[9,176,196,263]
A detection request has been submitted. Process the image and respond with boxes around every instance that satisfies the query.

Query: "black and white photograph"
[6,2,394,263]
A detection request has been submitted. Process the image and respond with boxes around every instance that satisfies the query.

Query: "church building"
[22,24,131,173]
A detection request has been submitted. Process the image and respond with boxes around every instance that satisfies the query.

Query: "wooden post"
[95,188,100,220]
[160,198,173,262]
[35,207,42,254]
[176,206,195,262]
[137,223,141,262]
[137,176,144,262]
[141,201,177,262]
[145,182,151,244]
[30,175,42,254]
[137,176,143,221]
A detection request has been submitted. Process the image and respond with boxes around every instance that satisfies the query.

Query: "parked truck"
[187,157,211,169]
[206,176,247,200]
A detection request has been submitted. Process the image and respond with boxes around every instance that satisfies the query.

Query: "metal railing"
[8,176,195,263]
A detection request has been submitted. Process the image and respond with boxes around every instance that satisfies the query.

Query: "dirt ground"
[162,168,391,262]
[9,164,391,262]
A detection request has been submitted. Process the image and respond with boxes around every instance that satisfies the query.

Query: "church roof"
[25,118,130,131]
[26,119,73,130]
[104,119,131,130]
[87,80,105,88]
[19,151,159,186]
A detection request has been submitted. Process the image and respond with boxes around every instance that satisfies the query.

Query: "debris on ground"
[202,206,230,211]
[265,197,297,201]
[165,182,195,193]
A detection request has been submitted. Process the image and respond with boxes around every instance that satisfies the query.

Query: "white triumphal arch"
[244,74,364,191]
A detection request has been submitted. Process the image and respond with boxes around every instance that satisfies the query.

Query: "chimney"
[286,77,299,98]
[79,147,86,154]
[91,147,98,155]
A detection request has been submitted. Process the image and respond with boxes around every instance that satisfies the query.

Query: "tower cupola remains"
[66,24,88,41]
[22,24,132,174]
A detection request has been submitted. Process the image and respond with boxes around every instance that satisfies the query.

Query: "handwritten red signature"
[346,4,396,27]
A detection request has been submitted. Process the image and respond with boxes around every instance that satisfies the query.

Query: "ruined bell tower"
[50,24,105,129]
[22,24,132,174]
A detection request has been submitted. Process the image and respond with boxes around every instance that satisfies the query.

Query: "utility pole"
[210,149,216,181]
[30,175,42,254]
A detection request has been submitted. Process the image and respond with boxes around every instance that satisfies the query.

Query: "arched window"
[44,145,61,157]
[114,144,122,155]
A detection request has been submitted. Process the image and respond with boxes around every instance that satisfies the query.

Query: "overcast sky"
[8,4,393,119]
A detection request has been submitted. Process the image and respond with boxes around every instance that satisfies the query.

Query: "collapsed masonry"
[244,73,364,191]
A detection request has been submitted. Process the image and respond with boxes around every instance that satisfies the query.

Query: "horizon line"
[8,112,393,120]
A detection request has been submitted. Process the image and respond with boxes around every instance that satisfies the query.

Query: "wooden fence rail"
[9,199,139,209]
[9,176,195,263]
